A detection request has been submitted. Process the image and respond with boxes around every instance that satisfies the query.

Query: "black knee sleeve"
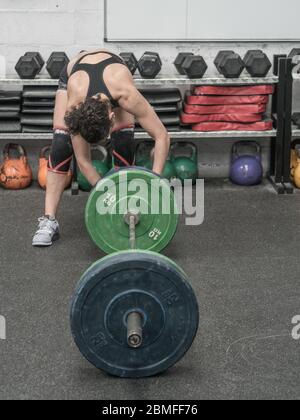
[111,127,135,168]
[48,129,73,174]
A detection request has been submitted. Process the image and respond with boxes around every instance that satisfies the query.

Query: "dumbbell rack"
[0,65,288,194]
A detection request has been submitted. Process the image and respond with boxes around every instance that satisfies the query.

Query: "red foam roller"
[180,112,263,124]
[191,120,273,132]
[184,103,267,115]
[193,85,275,96]
[186,95,269,106]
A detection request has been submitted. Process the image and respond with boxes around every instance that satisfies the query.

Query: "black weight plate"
[140,89,182,105]
[154,105,178,114]
[22,125,53,133]
[159,113,181,126]
[0,104,20,112]
[0,121,21,132]
[0,91,21,102]
[23,86,57,99]
[135,125,181,132]
[21,115,53,126]
[0,112,20,119]
[70,251,199,378]
[22,107,54,114]
[23,99,55,107]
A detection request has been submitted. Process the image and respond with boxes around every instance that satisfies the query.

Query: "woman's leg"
[45,90,72,217]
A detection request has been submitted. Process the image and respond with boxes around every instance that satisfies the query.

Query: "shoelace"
[36,217,57,235]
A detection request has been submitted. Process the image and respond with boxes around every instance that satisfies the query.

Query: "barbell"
[70,168,199,378]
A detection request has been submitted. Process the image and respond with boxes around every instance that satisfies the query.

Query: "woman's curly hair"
[65,97,112,144]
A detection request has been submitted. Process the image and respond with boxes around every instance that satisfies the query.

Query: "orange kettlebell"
[291,149,298,181]
[290,140,300,181]
[0,143,32,190]
[293,150,300,189]
[38,146,72,190]
[291,149,297,180]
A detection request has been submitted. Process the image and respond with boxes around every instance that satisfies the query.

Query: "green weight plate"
[85,168,179,254]
[70,251,199,378]
[78,160,109,192]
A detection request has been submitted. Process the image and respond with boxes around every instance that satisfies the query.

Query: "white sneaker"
[32,216,60,247]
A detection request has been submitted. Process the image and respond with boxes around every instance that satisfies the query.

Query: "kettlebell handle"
[91,145,108,162]
[3,143,27,159]
[39,146,51,159]
[170,142,197,161]
[135,140,154,157]
[291,139,300,150]
[232,141,261,159]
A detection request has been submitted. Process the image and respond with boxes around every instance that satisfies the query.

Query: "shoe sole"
[32,232,60,247]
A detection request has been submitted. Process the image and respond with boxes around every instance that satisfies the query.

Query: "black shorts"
[48,127,135,174]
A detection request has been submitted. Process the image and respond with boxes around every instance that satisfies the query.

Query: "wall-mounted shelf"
[291,128,300,137]
[137,130,276,139]
[0,78,59,86]
[0,130,277,141]
[0,75,278,87]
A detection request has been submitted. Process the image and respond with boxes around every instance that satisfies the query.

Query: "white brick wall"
[0,0,298,78]
[0,0,103,75]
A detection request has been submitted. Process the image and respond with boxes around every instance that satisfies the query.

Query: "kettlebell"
[149,146,177,181]
[293,148,300,188]
[162,157,177,181]
[135,141,152,170]
[136,141,177,180]
[0,143,32,190]
[171,142,198,184]
[290,140,300,181]
[230,141,263,186]
[78,145,109,192]
[38,146,72,190]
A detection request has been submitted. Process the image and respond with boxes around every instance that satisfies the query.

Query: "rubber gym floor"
[0,181,299,401]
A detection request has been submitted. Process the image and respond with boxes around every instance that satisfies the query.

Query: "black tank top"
[70,51,125,108]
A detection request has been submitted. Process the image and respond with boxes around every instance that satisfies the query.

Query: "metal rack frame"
[279,55,300,194]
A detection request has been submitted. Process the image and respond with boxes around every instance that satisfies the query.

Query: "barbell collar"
[124,211,140,250]
[127,311,143,348]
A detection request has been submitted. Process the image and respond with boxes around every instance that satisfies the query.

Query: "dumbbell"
[288,49,300,73]
[289,48,300,59]
[46,52,69,79]
[138,52,162,78]
[120,52,138,75]
[243,50,271,77]
[292,113,300,128]
[214,50,245,78]
[15,52,44,79]
[70,168,199,378]
[174,53,207,79]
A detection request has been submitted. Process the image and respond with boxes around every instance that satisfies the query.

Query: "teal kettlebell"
[135,141,152,170]
[78,145,110,192]
[171,142,198,184]
[136,141,176,180]
[162,157,177,181]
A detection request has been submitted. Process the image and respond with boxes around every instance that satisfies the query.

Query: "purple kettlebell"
[230,141,263,186]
